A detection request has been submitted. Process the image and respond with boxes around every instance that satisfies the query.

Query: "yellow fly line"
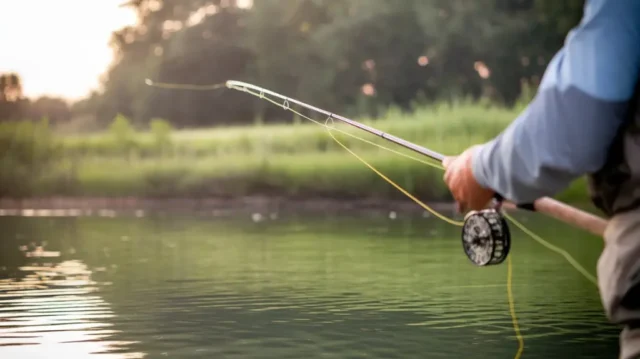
[145,78,602,359]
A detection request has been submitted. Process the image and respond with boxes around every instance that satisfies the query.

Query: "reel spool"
[461,209,511,266]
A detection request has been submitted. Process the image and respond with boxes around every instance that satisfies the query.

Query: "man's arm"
[471,0,640,204]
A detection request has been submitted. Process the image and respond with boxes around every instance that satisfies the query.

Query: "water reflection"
[0,214,622,358]
[0,243,143,358]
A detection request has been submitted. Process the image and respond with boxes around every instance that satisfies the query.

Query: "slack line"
[145,77,612,359]
[145,78,608,267]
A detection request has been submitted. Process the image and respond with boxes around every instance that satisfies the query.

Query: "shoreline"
[0,196,459,218]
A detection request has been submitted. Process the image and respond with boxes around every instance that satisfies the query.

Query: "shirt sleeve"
[471,0,640,204]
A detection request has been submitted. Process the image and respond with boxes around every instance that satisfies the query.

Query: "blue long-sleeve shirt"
[472,0,640,204]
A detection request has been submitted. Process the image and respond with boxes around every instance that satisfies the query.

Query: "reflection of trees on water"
[0,217,144,358]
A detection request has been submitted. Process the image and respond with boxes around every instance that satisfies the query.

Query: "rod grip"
[501,197,608,238]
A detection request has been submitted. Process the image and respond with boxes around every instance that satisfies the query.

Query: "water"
[0,211,619,358]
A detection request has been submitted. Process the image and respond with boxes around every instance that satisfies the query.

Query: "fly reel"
[461,208,511,266]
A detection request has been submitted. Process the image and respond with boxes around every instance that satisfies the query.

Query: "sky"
[0,0,137,102]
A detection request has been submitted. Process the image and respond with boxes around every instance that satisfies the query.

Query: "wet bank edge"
[0,196,460,218]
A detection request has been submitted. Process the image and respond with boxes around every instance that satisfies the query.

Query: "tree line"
[3,0,584,129]
[0,73,71,124]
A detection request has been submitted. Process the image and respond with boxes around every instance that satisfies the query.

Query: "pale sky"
[0,1,137,102]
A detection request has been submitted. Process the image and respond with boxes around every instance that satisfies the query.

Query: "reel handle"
[492,193,607,237]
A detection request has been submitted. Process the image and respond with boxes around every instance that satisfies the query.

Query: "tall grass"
[1,100,590,203]
[60,103,512,159]
[0,119,76,197]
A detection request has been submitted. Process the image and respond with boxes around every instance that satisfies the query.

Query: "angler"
[443,1,640,358]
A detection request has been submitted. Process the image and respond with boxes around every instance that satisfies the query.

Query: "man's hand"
[443,145,495,213]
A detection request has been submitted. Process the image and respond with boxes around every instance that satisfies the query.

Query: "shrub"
[0,119,62,197]
[108,113,136,154]
[150,118,173,155]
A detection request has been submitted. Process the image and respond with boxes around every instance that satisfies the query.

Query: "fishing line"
[321,112,523,357]
[507,255,524,358]
[144,79,227,91]
[323,116,463,226]
[222,84,457,222]
[145,80,445,170]
[146,79,595,282]
[217,80,598,287]
[147,78,524,357]
[505,213,597,286]
[145,78,601,358]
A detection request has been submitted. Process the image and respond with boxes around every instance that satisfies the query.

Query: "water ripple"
[0,255,144,358]
[0,215,621,358]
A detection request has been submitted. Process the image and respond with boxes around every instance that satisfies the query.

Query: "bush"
[150,118,173,155]
[0,119,63,197]
[143,165,187,196]
[108,113,137,154]
[0,99,594,204]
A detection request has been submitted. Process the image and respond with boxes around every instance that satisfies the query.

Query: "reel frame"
[461,208,511,266]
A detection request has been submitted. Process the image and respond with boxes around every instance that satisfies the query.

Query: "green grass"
[72,153,446,199]
[4,102,592,203]
[60,104,512,158]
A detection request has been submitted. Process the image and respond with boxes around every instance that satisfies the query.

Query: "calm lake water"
[0,210,619,358]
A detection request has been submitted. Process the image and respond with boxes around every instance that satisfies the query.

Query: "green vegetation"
[0,1,590,203]
[0,101,590,203]
[0,119,74,197]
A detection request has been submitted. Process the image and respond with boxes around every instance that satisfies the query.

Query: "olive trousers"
[598,207,640,359]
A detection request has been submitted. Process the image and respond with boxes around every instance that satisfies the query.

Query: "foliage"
[0,120,68,197]
[0,72,72,123]
[70,0,585,129]
[1,1,585,130]
[109,113,137,153]
[150,118,173,154]
[28,97,72,123]
[0,0,592,201]
[0,99,591,203]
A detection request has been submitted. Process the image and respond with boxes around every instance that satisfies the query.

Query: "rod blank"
[226,81,445,161]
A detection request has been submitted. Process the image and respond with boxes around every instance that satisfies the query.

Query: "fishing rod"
[148,78,609,266]
[226,81,446,161]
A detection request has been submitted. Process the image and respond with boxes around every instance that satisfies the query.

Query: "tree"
[88,0,585,128]
[28,97,72,123]
[0,73,30,121]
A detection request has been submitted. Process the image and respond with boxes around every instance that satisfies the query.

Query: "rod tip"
[144,79,153,86]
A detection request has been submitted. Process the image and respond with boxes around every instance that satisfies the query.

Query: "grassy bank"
[1,102,590,203]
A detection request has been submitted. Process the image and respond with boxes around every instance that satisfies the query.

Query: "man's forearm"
[471,85,629,204]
